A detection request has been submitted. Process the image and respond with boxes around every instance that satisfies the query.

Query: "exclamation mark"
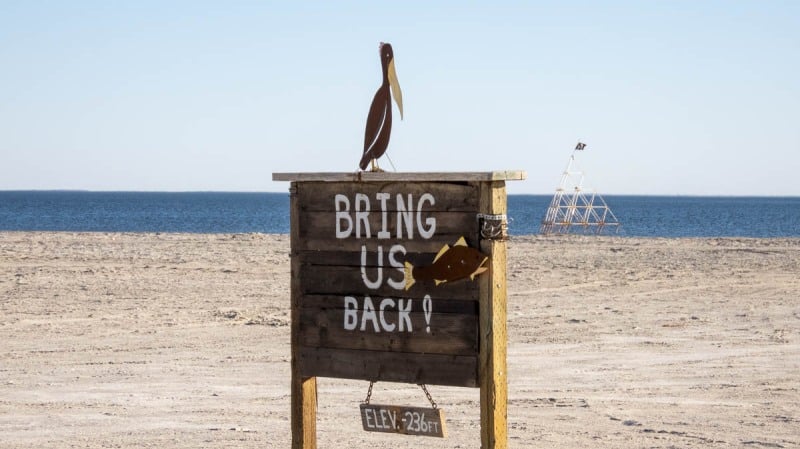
[423,294,432,333]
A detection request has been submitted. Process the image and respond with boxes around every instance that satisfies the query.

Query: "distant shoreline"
[2,231,799,242]
[1,189,799,198]
[1,192,799,237]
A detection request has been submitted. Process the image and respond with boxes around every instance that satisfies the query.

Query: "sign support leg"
[478,181,508,449]
[291,373,317,449]
[290,181,317,449]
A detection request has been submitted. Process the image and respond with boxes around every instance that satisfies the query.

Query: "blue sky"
[1,1,798,195]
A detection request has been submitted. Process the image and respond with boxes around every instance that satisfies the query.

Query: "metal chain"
[364,382,438,409]
[363,381,374,404]
[418,384,438,409]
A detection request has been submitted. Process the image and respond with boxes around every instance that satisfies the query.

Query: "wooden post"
[478,181,508,449]
[290,181,317,449]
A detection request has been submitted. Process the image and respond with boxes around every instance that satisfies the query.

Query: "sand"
[1,232,798,448]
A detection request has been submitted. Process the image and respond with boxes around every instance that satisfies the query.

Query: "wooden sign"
[272,171,526,449]
[360,404,446,438]
[293,178,486,387]
[293,178,479,387]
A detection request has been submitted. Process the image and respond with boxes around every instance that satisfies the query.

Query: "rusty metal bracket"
[477,213,508,240]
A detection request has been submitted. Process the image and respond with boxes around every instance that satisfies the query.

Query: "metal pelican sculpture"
[359,42,403,172]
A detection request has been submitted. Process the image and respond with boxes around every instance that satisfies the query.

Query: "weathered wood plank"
[298,347,479,387]
[272,171,527,183]
[298,295,478,314]
[298,306,478,355]
[296,181,479,212]
[298,264,480,300]
[294,235,481,267]
[293,235,478,254]
[298,211,478,241]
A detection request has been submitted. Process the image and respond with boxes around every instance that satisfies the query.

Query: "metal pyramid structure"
[540,143,621,235]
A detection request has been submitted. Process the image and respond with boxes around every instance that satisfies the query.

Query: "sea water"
[0,191,798,237]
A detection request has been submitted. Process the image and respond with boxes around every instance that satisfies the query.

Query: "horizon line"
[1,189,799,198]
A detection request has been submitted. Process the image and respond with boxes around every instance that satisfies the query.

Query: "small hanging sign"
[359,404,446,438]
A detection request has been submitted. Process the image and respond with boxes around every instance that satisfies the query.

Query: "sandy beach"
[1,232,798,448]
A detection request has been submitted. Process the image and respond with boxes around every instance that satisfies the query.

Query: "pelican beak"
[387,58,403,120]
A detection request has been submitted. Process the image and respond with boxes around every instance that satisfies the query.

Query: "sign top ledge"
[272,171,526,183]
